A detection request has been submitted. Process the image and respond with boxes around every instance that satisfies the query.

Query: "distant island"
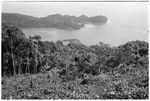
[2,13,108,30]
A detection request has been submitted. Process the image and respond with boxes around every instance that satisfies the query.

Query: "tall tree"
[2,24,26,75]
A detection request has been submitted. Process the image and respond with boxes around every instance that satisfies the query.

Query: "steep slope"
[2,13,108,29]
[2,13,43,27]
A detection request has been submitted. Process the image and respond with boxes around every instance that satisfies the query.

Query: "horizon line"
[4,0,149,2]
[2,12,109,17]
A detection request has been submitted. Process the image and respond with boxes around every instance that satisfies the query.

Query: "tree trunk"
[26,54,30,74]
[27,56,30,73]
[18,62,20,75]
[18,59,22,75]
[11,43,15,76]
[35,59,38,74]
[34,44,38,74]
[11,53,15,75]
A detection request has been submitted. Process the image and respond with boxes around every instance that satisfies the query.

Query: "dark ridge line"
[4,0,149,2]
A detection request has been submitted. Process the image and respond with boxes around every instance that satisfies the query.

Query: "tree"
[29,35,42,73]
[2,24,26,75]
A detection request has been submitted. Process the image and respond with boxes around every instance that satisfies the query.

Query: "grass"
[2,69,148,99]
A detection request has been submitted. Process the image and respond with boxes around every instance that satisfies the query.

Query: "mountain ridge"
[2,13,108,30]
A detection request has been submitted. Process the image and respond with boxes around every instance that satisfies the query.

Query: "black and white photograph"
[1,0,149,99]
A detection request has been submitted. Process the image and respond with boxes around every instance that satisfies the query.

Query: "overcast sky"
[2,1,148,30]
[2,1,148,17]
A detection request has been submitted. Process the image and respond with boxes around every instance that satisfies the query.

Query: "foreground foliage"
[2,24,149,99]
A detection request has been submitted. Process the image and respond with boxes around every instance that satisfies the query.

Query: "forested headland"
[2,24,149,99]
[2,13,108,29]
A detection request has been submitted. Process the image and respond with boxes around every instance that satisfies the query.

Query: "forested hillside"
[2,24,149,99]
[2,13,107,29]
